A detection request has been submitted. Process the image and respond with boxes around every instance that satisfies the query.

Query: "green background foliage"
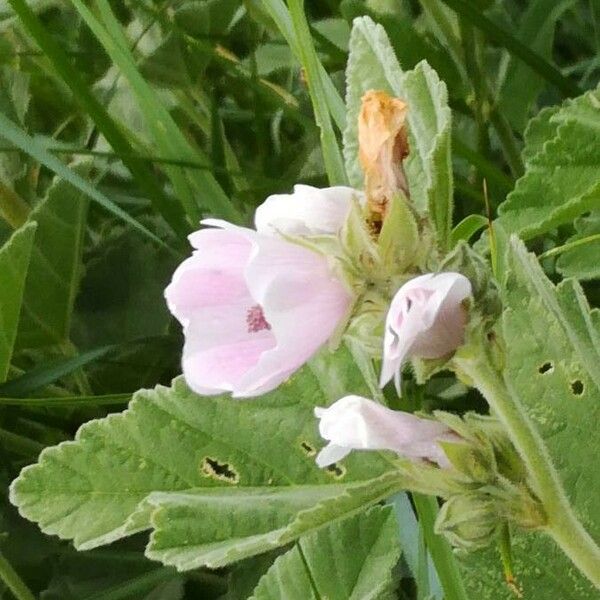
[0,0,598,598]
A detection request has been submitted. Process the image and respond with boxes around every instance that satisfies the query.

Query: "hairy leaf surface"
[497,87,600,239]
[462,237,600,597]
[344,16,452,248]
[10,351,400,569]
[250,506,401,600]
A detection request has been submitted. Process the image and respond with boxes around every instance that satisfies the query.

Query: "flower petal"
[380,273,472,391]
[236,234,352,396]
[314,395,456,467]
[254,185,362,236]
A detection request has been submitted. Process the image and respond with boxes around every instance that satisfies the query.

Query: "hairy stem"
[456,349,600,589]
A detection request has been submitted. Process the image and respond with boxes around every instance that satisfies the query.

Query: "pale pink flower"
[165,220,352,398]
[254,184,363,236]
[380,273,472,392]
[314,395,456,468]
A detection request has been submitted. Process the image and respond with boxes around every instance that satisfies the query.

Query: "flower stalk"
[454,339,600,589]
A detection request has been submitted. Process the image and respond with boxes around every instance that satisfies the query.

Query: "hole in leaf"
[570,380,584,396]
[325,463,346,479]
[201,457,239,484]
[300,441,316,457]
[538,362,553,374]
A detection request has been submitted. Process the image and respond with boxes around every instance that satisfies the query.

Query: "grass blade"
[0,345,117,397]
[261,0,346,131]
[6,0,189,237]
[0,393,130,407]
[286,0,347,185]
[73,0,240,223]
[0,112,166,248]
[442,0,582,97]
[0,552,36,600]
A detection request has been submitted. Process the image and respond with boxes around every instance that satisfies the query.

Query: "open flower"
[314,395,456,468]
[165,220,352,398]
[254,184,363,236]
[380,273,472,392]
[358,90,409,219]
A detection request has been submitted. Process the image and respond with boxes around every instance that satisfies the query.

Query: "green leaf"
[0,222,35,382]
[344,17,453,249]
[461,533,596,600]
[0,112,164,247]
[440,0,582,98]
[71,0,240,223]
[287,0,347,186]
[5,0,189,237]
[555,213,600,280]
[497,87,600,239]
[145,474,401,570]
[461,236,600,597]
[0,344,116,397]
[260,0,346,131]
[249,506,401,600]
[450,214,488,247]
[497,0,577,132]
[10,354,397,568]
[14,166,88,349]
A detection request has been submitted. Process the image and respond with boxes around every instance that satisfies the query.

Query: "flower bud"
[435,493,499,551]
[380,272,472,392]
[314,395,457,468]
[358,90,409,224]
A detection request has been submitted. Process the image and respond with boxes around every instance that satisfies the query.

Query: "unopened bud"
[435,493,499,551]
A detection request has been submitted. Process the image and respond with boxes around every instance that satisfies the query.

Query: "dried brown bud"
[358,90,409,223]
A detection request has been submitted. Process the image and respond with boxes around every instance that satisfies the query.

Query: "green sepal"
[435,493,500,552]
[378,192,423,273]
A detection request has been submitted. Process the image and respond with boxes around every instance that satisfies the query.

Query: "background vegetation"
[0,0,598,597]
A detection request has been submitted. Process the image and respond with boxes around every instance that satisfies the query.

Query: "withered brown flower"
[358,90,410,221]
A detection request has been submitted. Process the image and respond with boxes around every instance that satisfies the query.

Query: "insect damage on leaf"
[538,362,554,375]
[570,380,584,396]
[300,441,316,457]
[325,463,346,479]
[201,457,240,484]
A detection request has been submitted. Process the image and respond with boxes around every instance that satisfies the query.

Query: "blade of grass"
[82,568,178,600]
[6,0,189,237]
[0,427,45,456]
[413,493,469,600]
[441,0,582,97]
[261,0,346,131]
[0,112,166,248]
[286,0,347,185]
[0,552,36,600]
[452,138,513,194]
[74,0,240,223]
[0,345,118,397]
[451,214,488,246]
[0,393,130,407]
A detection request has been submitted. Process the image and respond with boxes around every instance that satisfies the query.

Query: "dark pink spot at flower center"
[246,305,271,333]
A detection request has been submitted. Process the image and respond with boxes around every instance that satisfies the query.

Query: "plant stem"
[456,349,600,589]
[413,494,469,600]
[0,552,36,600]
